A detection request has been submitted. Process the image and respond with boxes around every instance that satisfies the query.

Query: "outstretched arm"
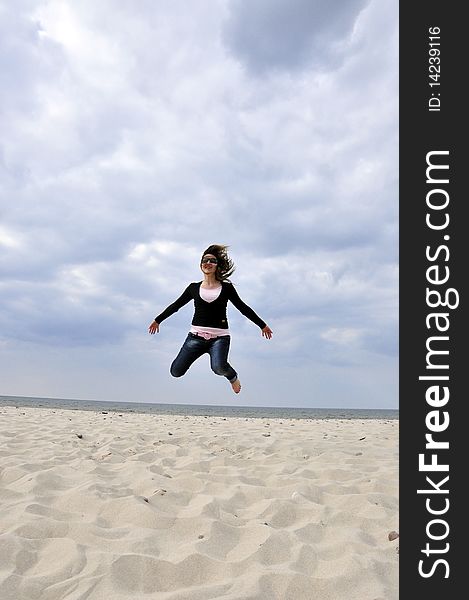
[148,285,192,334]
[228,284,272,338]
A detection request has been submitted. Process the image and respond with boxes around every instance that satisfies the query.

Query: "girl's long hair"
[201,244,235,282]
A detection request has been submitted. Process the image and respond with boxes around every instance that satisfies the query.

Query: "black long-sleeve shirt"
[155,282,266,330]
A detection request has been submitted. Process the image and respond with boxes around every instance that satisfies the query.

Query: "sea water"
[0,395,398,420]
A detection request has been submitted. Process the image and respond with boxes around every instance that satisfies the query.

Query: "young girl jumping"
[148,244,272,393]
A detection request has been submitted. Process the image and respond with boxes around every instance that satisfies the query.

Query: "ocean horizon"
[0,395,398,420]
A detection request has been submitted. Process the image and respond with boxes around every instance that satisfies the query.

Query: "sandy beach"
[0,406,398,599]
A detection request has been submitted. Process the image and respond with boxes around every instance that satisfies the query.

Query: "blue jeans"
[170,333,238,382]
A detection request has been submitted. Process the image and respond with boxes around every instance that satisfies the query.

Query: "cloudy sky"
[0,0,398,409]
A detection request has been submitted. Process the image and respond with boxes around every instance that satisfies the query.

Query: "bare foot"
[231,378,241,394]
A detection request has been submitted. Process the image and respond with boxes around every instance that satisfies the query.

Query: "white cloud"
[320,327,364,345]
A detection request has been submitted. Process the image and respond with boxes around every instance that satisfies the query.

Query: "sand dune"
[0,406,398,599]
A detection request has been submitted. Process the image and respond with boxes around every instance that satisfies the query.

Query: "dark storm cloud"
[223,0,370,74]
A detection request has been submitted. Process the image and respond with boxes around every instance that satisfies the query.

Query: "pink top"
[190,285,230,338]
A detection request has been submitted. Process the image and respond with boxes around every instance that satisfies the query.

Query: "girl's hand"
[261,325,273,339]
[148,321,159,335]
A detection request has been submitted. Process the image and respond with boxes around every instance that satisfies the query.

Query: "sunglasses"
[201,258,218,264]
